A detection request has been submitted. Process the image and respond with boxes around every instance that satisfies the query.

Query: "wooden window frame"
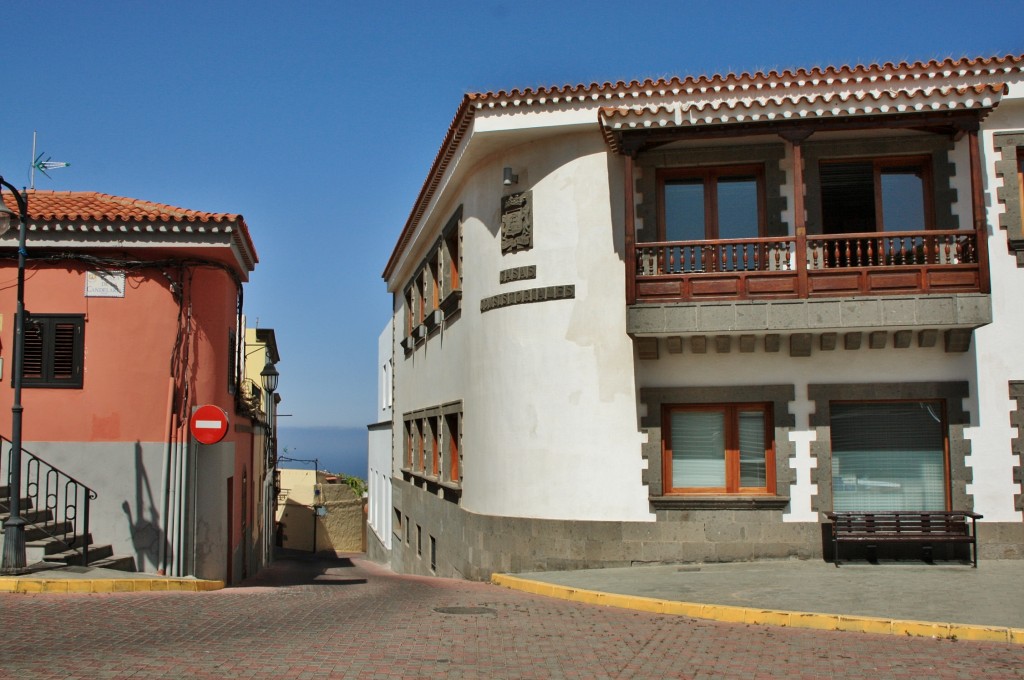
[404,288,415,338]
[445,228,460,292]
[819,155,936,232]
[442,207,462,298]
[445,411,460,484]
[22,314,85,389]
[416,272,426,326]
[430,415,440,478]
[828,398,951,510]
[403,403,462,491]
[656,164,767,241]
[404,421,413,469]
[661,402,776,495]
[429,254,440,311]
[416,419,425,472]
[1018,149,1024,227]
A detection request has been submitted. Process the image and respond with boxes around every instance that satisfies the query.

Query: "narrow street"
[2,553,1022,679]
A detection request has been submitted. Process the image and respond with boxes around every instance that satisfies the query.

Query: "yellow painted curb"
[0,576,225,594]
[490,573,1023,645]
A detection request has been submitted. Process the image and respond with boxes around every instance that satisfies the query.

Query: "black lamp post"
[0,177,29,575]
[260,358,279,558]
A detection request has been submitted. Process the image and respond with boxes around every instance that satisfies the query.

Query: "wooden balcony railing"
[633,230,984,303]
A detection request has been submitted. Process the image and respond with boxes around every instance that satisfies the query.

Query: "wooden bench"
[825,511,983,567]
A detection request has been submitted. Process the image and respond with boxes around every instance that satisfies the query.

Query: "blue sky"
[3,1,1023,465]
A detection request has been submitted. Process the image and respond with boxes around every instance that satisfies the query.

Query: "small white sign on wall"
[85,270,126,298]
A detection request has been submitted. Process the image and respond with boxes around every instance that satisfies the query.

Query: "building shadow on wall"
[120,442,170,572]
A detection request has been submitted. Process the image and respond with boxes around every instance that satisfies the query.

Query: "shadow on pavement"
[237,549,367,588]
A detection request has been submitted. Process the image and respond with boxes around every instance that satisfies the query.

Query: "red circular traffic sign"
[189,404,229,445]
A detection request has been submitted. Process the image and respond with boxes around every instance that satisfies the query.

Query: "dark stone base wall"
[981,523,1024,559]
[393,480,823,581]
[392,481,1024,580]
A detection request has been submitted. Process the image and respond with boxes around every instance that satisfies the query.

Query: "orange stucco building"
[0,190,274,583]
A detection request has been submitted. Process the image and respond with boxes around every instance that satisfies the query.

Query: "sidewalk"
[0,562,224,593]
[494,558,1024,644]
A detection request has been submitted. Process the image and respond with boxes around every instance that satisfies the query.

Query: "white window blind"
[670,411,725,488]
[738,410,766,488]
[830,401,946,511]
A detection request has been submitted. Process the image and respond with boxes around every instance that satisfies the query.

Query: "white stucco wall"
[390,84,1024,530]
[368,320,393,550]
[967,96,1024,522]
[394,131,651,522]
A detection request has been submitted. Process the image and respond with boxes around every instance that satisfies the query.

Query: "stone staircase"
[1,484,136,572]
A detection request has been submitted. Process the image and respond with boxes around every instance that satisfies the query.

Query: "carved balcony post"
[624,154,637,305]
[968,126,991,293]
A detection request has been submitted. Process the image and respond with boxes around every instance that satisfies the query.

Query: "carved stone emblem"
[500,191,532,254]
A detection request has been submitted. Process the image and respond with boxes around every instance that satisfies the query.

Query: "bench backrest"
[827,512,972,536]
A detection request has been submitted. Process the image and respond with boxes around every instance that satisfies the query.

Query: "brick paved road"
[2,553,1023,679]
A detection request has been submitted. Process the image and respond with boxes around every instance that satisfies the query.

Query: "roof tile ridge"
[469,54,1024,106]
[100,193,240,223]
[600,81,1008,121]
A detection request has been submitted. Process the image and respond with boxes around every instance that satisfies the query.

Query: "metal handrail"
[1,434,97,566]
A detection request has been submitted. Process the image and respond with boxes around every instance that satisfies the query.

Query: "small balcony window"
[658,165,765,242]
[820,157,933,235]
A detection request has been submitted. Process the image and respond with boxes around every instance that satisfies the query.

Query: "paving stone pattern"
[2,554,1023,679]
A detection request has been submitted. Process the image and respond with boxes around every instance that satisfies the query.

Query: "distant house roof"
[1,190,258,277]
[383,53,1024,283]
[255,328,281,364]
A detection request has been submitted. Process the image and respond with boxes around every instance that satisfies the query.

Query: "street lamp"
[0,177,30,575]
[260,359,278,468]
[260,359,279,394]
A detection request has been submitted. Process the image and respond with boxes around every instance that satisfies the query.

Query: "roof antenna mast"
[30,131,71,189]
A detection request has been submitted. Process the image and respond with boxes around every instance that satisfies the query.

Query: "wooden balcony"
[632,230,986,304]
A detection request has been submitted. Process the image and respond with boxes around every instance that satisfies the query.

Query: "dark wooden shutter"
[52,322,78,380]
[21,315,84,388]
[22,323,44,380]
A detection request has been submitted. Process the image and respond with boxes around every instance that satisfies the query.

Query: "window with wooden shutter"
[21,314,85,388]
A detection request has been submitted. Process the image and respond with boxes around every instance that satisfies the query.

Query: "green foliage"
[334,473,367,498]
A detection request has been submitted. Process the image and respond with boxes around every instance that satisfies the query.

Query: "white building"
[372,53,1024,579]
[367,321,394,556]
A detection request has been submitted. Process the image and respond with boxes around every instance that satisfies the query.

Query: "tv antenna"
[30,131,70,189]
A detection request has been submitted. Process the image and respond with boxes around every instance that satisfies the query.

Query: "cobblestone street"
[2,553,1022,679]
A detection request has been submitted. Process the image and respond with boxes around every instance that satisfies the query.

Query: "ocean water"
[276,425,370,479]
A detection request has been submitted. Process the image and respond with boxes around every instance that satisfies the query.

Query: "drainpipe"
[188,435,198,576]
[158,376,176,574]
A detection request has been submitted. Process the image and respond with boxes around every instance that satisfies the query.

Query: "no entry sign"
[189,404,229,445]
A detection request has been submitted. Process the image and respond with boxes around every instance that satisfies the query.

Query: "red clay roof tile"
[0,190,258,271]
[467,54,1024,105]
[2,190,243,225]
